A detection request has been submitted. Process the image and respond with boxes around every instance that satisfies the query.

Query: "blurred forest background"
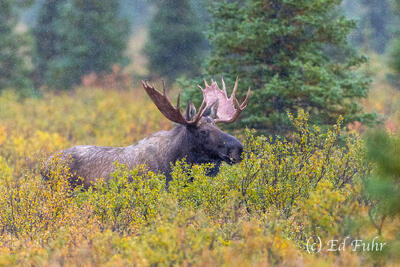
[3,0,400,134]
[1,0,400,266]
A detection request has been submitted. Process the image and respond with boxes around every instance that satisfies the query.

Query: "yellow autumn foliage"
[0,87,398,266]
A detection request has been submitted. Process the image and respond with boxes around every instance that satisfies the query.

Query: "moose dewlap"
[43,78,250,187]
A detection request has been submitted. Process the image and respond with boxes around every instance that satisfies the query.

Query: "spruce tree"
[0,0,33,92]
[365,128,400,240]
[33,0,66,87]
[34,0,130,89]
[144,0,206,84]
[184,0,375,135]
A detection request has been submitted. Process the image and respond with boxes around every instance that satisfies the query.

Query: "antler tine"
[240,87,251,109]
[203,79,209,87]
[231,76,239,100]
[162,80,167,96]
[197,99,207,116]
[234,97,241,110]
[141,80,187,125]
[221,77,228,97]
[187,98,207,125]
[176,92,181,109]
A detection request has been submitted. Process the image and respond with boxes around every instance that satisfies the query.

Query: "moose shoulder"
[43,78,250,188]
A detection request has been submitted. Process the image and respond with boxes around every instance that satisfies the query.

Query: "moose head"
[141,77,251,174]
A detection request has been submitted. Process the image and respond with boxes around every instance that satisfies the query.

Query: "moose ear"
[203,99,219,119]
[185,101,197,121]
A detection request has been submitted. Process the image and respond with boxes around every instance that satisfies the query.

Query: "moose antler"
[198,77,251,123]
[142,80,207,125]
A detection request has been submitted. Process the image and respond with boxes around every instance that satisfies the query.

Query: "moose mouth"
[219,153,241,165]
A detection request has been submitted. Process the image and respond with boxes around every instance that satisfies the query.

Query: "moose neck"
[165,125,195,163]
[166,125,222,176]
[128,124,222,181]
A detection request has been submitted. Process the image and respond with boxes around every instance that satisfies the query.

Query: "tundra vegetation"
[0,86,399,266]
[1,0,400,266]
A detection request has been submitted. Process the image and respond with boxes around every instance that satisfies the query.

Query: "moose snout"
[225,137,243,164]
[231,142,244,163]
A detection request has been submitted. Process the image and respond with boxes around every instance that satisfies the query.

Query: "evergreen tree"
[390,38,400,76]
[34,0,130,89]
[183,0,375,135]
[144,0,206,84]
[33,0,66,87]
[0,0,33,92]
[120,0,151,30]
[365,128,400,241]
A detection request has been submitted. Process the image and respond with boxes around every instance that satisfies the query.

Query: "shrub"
[0,88,391,265]
[230,111,368,217]
[166,110,371,248]
[76,163,166,234]
[0,155,83,243]
[169,160,238,217]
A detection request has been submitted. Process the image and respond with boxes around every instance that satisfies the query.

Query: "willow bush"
[0,88,395,266]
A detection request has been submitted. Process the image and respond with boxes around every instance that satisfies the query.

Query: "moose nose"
[235,143,244,163]
[227,137,244,163]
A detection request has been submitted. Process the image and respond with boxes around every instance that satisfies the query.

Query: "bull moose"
[43,78,250,187]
